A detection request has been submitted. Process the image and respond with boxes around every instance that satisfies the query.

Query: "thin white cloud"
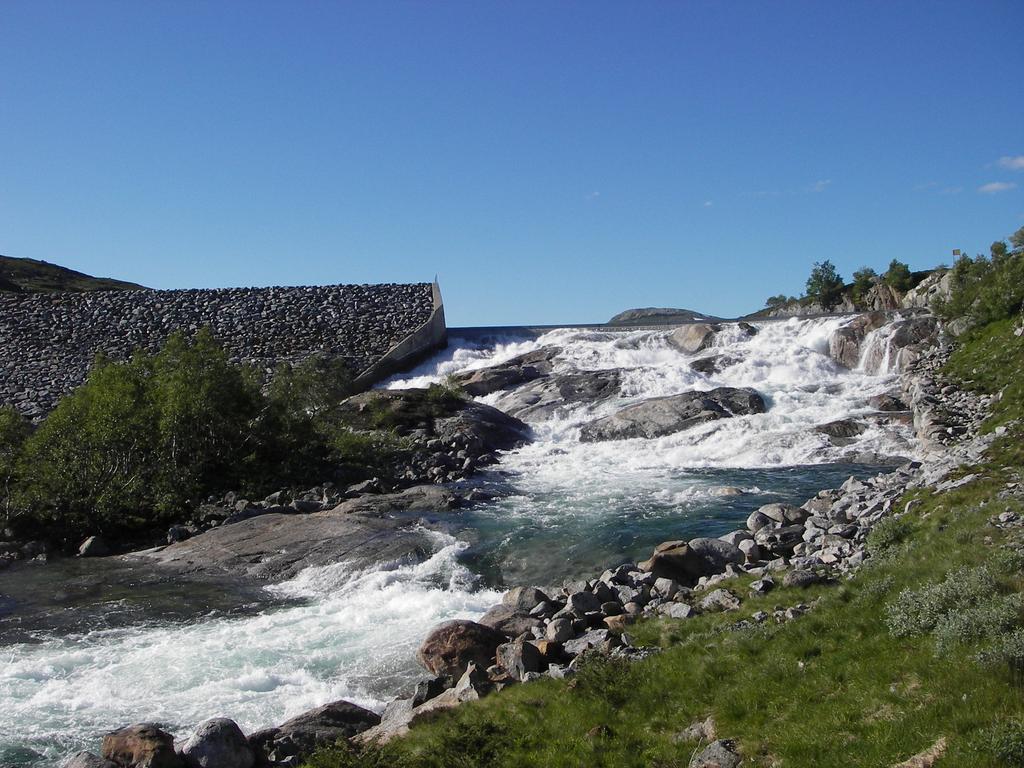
[809,179,832,193]
[978,181,1017,194]
[703,200,713,207]
[586,191,601,200]
[997,156,1024,171]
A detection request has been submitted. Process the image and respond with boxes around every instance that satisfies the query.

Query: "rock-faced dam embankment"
[0,281,445,418]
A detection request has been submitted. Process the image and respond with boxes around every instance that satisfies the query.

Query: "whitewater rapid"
[0,316,918,763]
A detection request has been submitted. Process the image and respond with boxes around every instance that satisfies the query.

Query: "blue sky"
[1,1,1022,325]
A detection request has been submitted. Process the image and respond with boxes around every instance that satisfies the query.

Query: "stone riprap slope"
[0,282,435,418]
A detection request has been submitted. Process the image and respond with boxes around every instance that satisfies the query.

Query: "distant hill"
[0,254,145,294]
[608,307,720,326]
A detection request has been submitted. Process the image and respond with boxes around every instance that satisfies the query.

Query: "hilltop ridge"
[0,254,145,294]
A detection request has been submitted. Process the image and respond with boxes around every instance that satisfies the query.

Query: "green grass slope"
[0,254,144,293]
[310,319,1024,767]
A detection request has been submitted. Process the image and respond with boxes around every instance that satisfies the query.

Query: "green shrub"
[932,593,1024,654]
[572,653,635,707]
[9,331,385,541]
[866,516,914,559]
[976,719,1024,766]
[17,354,159,536]
[886,565,998,638]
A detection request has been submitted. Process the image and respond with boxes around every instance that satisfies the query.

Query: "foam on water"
[0,531,500,763]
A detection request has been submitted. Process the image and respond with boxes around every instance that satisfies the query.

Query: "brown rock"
[101,724,181,768]
[416,620,507,678]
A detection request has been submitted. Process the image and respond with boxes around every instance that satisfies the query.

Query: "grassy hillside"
[309,318,1024,767]
[0,254,144,293]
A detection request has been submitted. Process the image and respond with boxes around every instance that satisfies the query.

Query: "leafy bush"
[8,330,379,541]
[886,565,998,638]
[865,515,914,559]
[886,565,1024,656]
[976,719,1024,766]
[932,593,1024,654]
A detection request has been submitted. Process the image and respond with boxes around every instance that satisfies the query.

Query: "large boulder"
[667,323,719,354]
[250,701,380,762]
[492,370,621,421]
[638,538,743,585]
[101,724,181,768]
[179,719,253,768]
[579,388,766,442]
[416,620,507,678]
[501,586,550,613]
[335,388,531,452]
[827,312,887,369]
[452,347,561,396]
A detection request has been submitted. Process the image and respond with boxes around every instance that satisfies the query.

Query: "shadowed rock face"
[828,312,888,368]
[579,387,767,442]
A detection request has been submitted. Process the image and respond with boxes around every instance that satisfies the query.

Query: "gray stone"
[546,618,574,643]
[579,387,766,442]
[496,639,543,681]
[689,739,741,768]
[698,589,741,613]
[502,586,550,613]
[78,536,110,557]
[667,323,719,354]
[180,719,253,768]
[783,569,823,589]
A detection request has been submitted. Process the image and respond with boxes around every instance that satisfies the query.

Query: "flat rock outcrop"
[492,370,621,420]
[138,501,438,581]
[579,387,766,442]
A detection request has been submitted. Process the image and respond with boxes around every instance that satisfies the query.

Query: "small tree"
[765,294,790,310]
[851,266,878,306]
[884,259,913,292]
[805,261,845,310]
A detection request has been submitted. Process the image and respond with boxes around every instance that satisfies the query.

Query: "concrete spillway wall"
[0,281,446,418]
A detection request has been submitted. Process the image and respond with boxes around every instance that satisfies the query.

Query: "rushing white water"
[0,531,500,764]
[389,317,918,469]
[2,316,918,763]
